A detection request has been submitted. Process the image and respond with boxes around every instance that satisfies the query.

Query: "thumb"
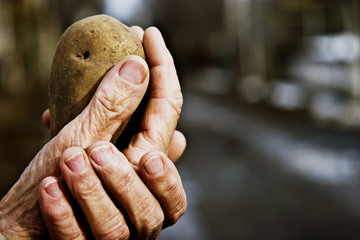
[57,55,149,148]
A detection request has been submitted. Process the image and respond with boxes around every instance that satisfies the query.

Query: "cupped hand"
[0,26,186,239]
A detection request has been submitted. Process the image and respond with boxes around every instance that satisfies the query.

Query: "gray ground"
[160,91,360,240]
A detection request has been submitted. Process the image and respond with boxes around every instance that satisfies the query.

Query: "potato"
[49,14,145,145]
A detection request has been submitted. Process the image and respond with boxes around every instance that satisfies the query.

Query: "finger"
[124,27,183,164]
[42,109,50,129]
[39,177,86,239]
[130,26,144,41]
[60,147,130,240]
[87,141,164,239]
[139,151,187,227]
[56,56,149,149]
[168,130,186,162]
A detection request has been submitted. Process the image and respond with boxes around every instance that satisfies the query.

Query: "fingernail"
[144,156,164,176]
[65,152,86,172]
[44,180,61,198]
[89,145,113,167]
[118,59,147,84]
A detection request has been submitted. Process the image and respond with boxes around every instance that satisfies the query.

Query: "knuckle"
[142,130,159,147]
[45,206,84,238]
[158,172,181,197]
[111,163,134,190]
[99,216,130,240]
[164,174,180,193]
[74,178,103,201]
[166,197,187,226]
[168,91,183,117]
[161,176,187,226]
[93,86,130,119]
[140,208,164,237]
[47,205,73,225]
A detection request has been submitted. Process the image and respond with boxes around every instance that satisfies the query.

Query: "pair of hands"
[0,26,187,239]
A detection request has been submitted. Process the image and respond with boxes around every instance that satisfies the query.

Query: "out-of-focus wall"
[0,0,59,195]
[226,0,360,127]
[0,0,58,96]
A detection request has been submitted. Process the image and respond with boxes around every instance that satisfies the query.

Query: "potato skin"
[49,14,145,139]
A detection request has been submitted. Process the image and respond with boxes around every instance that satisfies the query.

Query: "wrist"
[0,183,46,239]
[0,142,58,239]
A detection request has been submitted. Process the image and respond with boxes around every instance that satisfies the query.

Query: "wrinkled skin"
[0,27,186,240]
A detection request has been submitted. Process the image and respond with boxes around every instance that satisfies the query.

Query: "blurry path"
[160,91,360,240]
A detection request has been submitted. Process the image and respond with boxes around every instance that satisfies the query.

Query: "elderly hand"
[0,27,186,239]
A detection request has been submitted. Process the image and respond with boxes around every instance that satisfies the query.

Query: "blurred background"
[1,0,360,239]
